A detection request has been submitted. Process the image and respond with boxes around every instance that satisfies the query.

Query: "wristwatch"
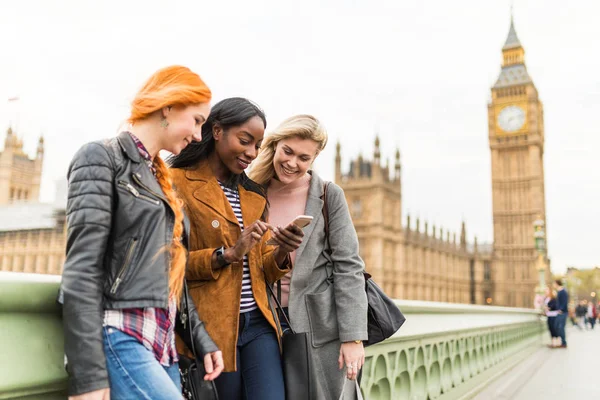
[215,246,231,268]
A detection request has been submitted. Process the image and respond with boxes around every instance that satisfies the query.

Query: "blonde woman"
[249,115,368,399]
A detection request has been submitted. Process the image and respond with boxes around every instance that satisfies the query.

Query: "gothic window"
[484,261,491,280]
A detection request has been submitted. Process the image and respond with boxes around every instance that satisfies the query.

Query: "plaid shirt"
[103,132,178,366]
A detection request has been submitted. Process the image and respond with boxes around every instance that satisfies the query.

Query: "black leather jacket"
[61,132,218,396]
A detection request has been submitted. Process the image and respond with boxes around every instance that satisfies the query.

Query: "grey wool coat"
[285,171,368,399]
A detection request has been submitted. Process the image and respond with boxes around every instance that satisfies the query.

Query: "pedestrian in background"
[543,286,560,348]
[586,301,597,329]
[553,279,569,349]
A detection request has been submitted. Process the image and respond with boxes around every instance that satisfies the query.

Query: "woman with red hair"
[61,65,223,400]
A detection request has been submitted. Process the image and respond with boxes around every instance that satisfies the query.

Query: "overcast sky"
[1,0,598,275]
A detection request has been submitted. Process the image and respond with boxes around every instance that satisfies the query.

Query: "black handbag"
[178,281,219,400]
[322,182,406,346]
[265,279,313,400]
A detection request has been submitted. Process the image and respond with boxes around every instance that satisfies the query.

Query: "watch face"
[498,105,526,132]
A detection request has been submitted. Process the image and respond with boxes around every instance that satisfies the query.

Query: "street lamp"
[533,217,547,307]
[533,217,546,253]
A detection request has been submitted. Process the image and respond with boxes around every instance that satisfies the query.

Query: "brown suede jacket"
[171,160,290,371]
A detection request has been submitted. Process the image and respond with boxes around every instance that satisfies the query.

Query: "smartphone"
[266,215,314,245]
[291,215,314,228]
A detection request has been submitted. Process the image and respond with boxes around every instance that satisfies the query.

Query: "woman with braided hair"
[61,65,223,400]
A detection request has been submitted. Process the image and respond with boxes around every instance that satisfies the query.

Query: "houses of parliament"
[0,18,550,308]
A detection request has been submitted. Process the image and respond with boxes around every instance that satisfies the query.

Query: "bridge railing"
[0,272,545,400]
[361,300,545,399]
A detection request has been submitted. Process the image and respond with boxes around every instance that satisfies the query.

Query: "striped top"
[218,181,257,313]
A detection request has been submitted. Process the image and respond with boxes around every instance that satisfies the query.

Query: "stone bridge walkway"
[475,325,600,399]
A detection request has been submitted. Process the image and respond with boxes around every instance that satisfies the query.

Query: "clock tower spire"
[488,16,548,307]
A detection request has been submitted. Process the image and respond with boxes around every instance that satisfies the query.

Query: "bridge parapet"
[0,272,544,399]
[362,300,544,399]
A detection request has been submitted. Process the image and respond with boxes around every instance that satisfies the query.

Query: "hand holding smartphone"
[266,215,313,245]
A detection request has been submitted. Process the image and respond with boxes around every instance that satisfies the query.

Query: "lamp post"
[533,217,547,307]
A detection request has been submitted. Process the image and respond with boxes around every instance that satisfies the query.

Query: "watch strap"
[216,246,231,268]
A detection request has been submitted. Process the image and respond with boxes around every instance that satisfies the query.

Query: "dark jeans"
[589,317,596,329]
[555,313,568,346]
[214,309,285,400]
[547,316,557,337]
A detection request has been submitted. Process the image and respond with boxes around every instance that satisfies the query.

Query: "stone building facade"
[0,127,44,204]
[335,139,494,306]
[0,127,66,275]
[334,18,548,308]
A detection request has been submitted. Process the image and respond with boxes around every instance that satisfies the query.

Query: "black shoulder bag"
[322,182,406,346]
[265,276,313,400]
[177,281,219,400]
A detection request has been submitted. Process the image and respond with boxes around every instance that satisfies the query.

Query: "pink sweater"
[267,174,311,307]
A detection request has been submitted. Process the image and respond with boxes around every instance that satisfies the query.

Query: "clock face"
[498,105,526,132]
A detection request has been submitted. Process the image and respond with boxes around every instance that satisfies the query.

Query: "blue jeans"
[214,309,285,400]
[555,313,567,346]
[103,327,182,400]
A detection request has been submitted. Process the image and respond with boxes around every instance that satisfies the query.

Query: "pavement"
[475,324,600,399]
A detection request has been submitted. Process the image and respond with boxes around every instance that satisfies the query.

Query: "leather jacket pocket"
[305,283,339,347]
[110,238,139,294]
[118,180,160,205]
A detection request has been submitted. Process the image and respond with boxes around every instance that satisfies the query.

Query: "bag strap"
[276,279,282,305]
[338,377,365,400]
[321,181,332,255]
[264,275,296,335]
[321,182,335,285]
[321,182,368,284]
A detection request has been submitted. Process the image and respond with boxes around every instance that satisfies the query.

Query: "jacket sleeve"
[61,143,114,396]
[557,291,567,311]
[326,184,369,342]
[187,248,222,281]
[261,229,291,285]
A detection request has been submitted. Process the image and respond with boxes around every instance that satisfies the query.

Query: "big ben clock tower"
[488,18,548,307]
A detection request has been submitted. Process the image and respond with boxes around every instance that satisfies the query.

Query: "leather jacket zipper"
[132,173,170,206]
[110,238,139,294]
[118,180,160,205]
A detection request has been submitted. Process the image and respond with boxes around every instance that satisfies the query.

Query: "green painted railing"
[0,272,67,400]
[0,272,544,400]
[361,300,545,399]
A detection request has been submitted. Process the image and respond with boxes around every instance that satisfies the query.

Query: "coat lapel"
[294,173,325,261]
[191,180,239,226]
[185,162,239,226]
[238,186,267,227]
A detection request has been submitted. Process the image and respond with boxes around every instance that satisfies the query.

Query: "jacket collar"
[294,171,326,261]
[184,160,267,227]
[117,131,142,164]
